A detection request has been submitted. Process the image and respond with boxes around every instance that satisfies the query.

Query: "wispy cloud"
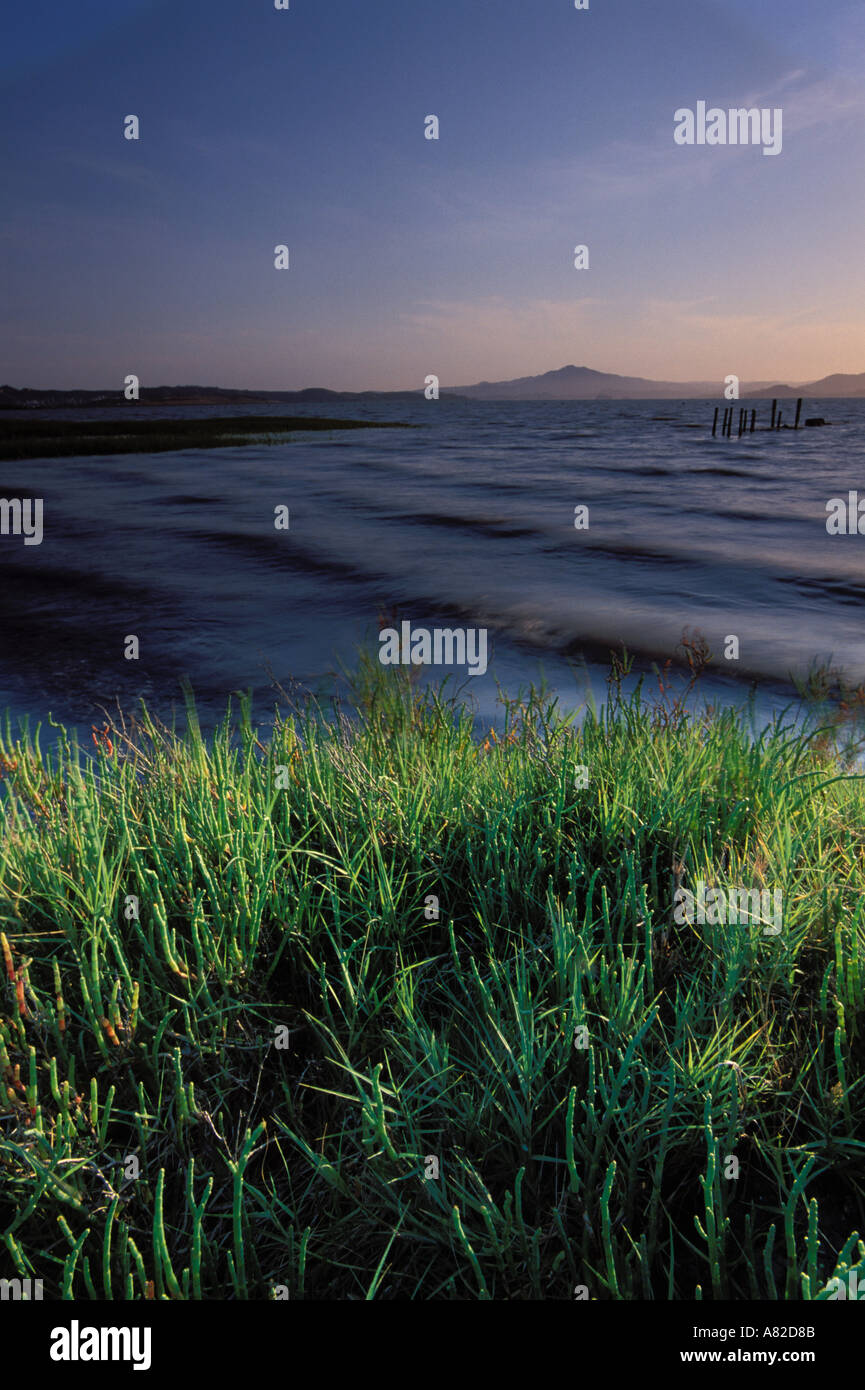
[742,67,865,134]
[526,66,865,208]
[51,149,169,195]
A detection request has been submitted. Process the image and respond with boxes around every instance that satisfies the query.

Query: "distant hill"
[0,384,423,410]
[744,372,865,399]
[442,364,771,400]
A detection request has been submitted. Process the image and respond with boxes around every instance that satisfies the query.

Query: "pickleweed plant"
[0,655,863,1299]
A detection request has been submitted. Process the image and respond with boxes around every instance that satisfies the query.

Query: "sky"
[2,0,864,391]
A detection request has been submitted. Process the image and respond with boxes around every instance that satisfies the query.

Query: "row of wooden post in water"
[712,397,827,437]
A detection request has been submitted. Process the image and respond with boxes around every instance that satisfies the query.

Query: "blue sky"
[2,0,864,389]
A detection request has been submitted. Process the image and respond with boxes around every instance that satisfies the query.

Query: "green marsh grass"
[0,657,864,1298]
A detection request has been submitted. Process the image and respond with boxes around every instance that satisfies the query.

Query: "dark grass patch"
[0,415,411,461]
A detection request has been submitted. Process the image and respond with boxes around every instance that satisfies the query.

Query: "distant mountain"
[442,364,769,400]
[744,372,865,399]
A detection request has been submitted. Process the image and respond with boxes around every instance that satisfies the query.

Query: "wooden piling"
[776,411,782,430]
[712,406,719,437]
[750,410,756,433]
[770,399,777,430]
[794,398,802,430]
